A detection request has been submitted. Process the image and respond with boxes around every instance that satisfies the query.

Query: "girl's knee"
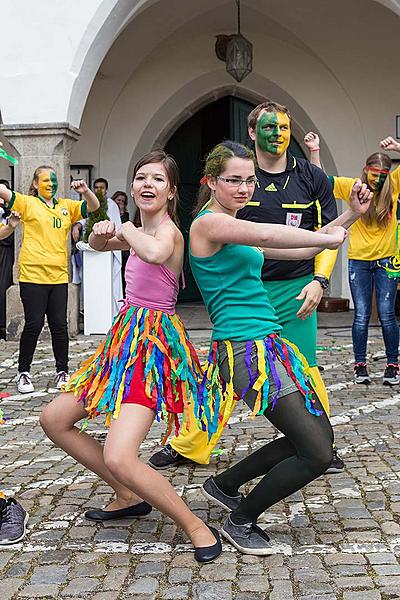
[307,443,333,476]
[103,446,140,483]
[40,394,77,437]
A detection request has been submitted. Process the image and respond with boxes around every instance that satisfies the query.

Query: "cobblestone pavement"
[1,326,400,600]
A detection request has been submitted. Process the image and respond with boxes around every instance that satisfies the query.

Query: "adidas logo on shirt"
[265,183,277,192]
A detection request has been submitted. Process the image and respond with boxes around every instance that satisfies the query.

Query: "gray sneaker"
[221,514,273,555]
[0,498,29,545]
[202,477,242,511]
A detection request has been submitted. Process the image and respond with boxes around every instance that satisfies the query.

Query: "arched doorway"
[166,95,305,301]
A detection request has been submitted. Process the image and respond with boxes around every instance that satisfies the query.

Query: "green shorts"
[264,275,318,367]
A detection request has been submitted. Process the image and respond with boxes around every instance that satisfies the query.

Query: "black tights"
[214,390,333,524]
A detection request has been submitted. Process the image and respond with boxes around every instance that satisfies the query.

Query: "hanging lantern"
[226,33,253,82]
[215,1,253,83]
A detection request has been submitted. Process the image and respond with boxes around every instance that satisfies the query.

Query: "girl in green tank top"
[190,140,373,555]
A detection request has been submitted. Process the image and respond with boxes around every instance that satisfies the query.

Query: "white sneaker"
[16,372,34,394]
[55,371,69,389]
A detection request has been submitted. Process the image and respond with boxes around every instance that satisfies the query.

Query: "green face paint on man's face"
[255,111,291,155]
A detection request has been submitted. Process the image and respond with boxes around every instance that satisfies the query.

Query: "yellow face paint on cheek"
[366,172,379,190]
[37,171,58,200]
[275,113,290,155]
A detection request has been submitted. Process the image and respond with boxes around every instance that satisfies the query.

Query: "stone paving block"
[127,577,159,595]
[108,553,131,566]
[19,583,61,597]
[324,553,366,565]
[192,582,233,600]
[336,575,375,590]
[269,579,294,600]
[374,575,400,588]
[135,561,166,577]
[298,581,335,595]
[37,549,73,564]
[330,564,368,576]
[0,551,14,570]
[30,565,69,584]
[102,566,130,590]
[168,567,193,584]
[69,561,107,578]
[366,552,399,564]
[62,577,101,596]
[200,562,237,580]
[91,593,122,600]
[373,564,400,575]
[294,568,330,582]
[236,575,270,592]
[5,560,32,577]
[1,577,24,600]
[161,586,190,600]
[342,592,382,600]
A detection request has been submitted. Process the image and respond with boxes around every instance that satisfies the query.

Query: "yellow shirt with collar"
[330,167,400,261]
[8,191,87,284]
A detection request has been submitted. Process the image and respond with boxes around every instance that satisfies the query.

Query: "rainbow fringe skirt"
[196,333,321,438]
[64,304,202,437]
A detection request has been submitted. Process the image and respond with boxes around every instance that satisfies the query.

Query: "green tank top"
[189,211,281,341]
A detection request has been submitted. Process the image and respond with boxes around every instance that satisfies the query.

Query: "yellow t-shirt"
[7,192,87,284]
[331,167,400,261]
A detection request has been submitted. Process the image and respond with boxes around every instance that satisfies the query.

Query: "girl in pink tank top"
[41,151,221,562]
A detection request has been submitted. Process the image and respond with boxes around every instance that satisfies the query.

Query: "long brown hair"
[194,140,256,216]
[361,153,393,227]
[131,150,179,225]
[28,165,56,196]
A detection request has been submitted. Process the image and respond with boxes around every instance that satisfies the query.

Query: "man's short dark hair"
[93,177,109,190]
[0,179,10,189]
[248,101,292,131]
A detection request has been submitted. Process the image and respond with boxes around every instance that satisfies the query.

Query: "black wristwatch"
[313,275,329,290]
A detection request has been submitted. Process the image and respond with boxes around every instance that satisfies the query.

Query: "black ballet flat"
[84,501,152,521]
[194,525,222,563]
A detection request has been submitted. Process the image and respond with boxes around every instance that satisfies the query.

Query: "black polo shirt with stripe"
[237,152,338,281]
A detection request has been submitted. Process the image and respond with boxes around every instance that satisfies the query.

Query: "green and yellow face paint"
[256,111,291,155]
[364,165,389,192]
[37,170,58,201]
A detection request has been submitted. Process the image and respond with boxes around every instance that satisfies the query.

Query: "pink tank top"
[124,216,180,315]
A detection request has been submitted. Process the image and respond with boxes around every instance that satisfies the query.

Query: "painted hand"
[71,179,89,194]
[93,220,116,239]
[349,179,373,215]
[379,136,400,153]
[296,280,324,320]
[303,131,320,151]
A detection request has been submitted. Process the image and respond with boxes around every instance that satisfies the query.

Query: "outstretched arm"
[196,212,346,251]
[263,179,372,261]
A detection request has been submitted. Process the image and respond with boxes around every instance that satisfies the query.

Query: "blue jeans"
[348,258,399,364]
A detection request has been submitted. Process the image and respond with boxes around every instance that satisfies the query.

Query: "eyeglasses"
[217,176,258,187]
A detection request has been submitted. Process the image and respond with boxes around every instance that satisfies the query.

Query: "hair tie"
[200,175,207,185]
